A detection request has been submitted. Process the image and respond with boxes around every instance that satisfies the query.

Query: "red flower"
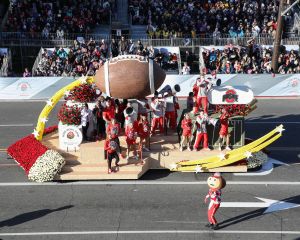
[7,135,48,174]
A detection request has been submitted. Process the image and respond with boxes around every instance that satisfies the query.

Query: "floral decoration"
[7,135,48,173]
[58,103,82,125]
[65,83,100,103]
[28,150,65,182]
[247,151,268,169]
[43,125,58,136]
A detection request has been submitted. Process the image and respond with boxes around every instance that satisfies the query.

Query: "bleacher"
[0,0,300,76]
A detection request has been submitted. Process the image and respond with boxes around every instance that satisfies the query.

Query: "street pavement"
[0,99,300,239]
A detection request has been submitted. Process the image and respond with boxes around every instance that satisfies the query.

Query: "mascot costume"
[204,172,226,230]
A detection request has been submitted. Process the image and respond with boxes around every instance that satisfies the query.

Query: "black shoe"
[205,223,213,228]
[212,224,219,230]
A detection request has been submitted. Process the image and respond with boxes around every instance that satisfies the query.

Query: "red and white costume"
[219,112,230,137]
[164,95,177,130]
[106,122,120,140]
[206,189,222,225]
[125,122,138,145]
[193,77,211,113]
[194,114,210,149]
[181,118,192,137]
[138,120,150,139]
[103,105,115,122]
[150,98,164,134]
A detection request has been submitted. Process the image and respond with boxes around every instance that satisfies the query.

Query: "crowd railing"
[1,32,300,47]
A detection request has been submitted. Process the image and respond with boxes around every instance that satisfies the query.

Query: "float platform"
[41,132,247,180]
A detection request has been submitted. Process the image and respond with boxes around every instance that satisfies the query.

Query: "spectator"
[203,43,300,74]
[119,36,128,55]
[130,0,279,39]
[4,0,112,36]
[182,62,191,75]
[111,39,119,57]
[23,68,31,77]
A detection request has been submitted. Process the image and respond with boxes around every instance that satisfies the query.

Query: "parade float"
[6,55,283,181]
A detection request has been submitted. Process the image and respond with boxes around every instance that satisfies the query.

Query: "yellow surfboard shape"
[34,76,94,141]
[174,133,282,172]
[177,125,283,166]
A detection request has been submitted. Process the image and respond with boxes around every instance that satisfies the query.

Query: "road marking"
[0,124,33,127]
[1,181,300,186]
[221,197,300,214]
[0,230,300,236]
[234,158,288,176]
[0,163,17,167]
[245,121,300,124]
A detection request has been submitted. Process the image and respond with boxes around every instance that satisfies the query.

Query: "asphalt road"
[0,99,300,239]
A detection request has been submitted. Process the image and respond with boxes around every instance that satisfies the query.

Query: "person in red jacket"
[102,99,116,126]
[104,134,120,174]
[218,108,232,151]
[138,115,150,160]
[125,121,139,162]
[180,113,192,151]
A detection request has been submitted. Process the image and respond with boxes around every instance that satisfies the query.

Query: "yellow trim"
[34,76,95,141]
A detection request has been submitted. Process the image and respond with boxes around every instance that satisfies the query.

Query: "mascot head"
[207,172,226,190]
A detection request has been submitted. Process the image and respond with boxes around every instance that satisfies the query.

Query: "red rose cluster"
[65,83,100,103]
[58,103,82,125]
[43,125,58,136]
[7,125,60,175]
[7,135,48,174]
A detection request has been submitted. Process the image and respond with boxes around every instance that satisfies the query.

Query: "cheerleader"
[125,122,139,161]
[218,108,232,151]
[104,134,120,174]
[138,115,150,156]
[180,113,192,151]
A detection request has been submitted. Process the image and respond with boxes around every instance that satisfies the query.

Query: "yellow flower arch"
[34,76,95,141]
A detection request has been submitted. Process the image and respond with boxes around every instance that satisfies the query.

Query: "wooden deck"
[42,132,247,180]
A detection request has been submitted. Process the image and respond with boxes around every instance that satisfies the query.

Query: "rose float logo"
[67,131,75,139]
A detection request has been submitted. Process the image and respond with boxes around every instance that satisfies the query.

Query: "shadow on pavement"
[0,205,73,228]
[218,195,300,229]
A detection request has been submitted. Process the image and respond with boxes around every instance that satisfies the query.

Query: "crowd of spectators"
[4,0,114,36]
[34,38,109,77]
[203,42,300,74]
[130,0,280,39]
[33,37,179,76]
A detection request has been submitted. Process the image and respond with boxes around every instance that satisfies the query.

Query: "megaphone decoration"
[155,84,181,96]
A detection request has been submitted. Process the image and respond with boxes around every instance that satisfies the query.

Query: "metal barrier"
[1,31,300,47]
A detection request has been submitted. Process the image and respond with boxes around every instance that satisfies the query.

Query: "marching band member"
[104,134,120,174]
[180,113,192,151]
[204,172,226,230]
[218,108,232,151]
[193,75,212,114]
[150,96,164,135]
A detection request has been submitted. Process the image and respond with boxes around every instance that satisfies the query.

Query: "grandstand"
[0,0,300,75]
